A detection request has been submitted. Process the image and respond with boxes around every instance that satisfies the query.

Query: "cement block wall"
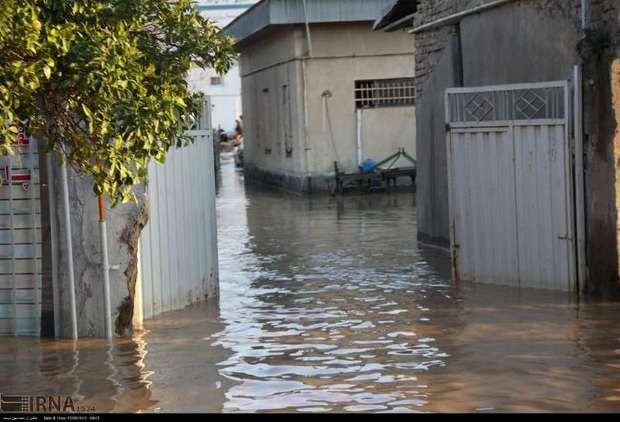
[239,27,309,191]
[303,50,416,177]
[414,38,456,246]
[238,22,416,192]
[49,160,146,338]
[49,138,220,338]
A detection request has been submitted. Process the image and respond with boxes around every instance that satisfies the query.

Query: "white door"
[446,81,577,291]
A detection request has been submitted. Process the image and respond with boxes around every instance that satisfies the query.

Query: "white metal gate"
[446,81,578,290]
[136,98,219,320]
[0,133,42,335]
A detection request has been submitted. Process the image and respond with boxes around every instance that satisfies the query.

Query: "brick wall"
[412,0,459,96]
[591,0,620,48]
[412,0,583,97]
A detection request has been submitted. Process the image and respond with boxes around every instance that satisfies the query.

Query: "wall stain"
[115,198,149,336]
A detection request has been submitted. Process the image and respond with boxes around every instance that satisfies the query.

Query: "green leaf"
[81,104,93,119]
[0,0,235,206]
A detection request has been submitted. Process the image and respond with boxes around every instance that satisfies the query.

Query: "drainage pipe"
[98,194,113,338]
[301,59,312,189]
[581,0,591,30]
[356,109,363,165]
[60,160,78,339]
[574,65,587,291]
[46,153,60,338]
[302,0,313,57]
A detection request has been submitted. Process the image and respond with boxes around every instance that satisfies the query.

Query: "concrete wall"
[238,27,310,191]
[582,0,620,296]
[415,38,456,247]
[303,23,416,179]
[50,161,146,338]
[238,22,416,192]
[50,135,219,337]
[460,3,581,86]
[361,107,416,166]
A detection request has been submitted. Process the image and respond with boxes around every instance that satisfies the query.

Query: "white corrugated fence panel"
[448,127,520,286]
[513,124,576,290]
[138,129,218,320]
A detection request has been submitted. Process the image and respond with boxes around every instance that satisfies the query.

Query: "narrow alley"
[2,158,620,413]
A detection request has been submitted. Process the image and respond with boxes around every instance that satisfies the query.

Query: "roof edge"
[409,0,516,34]
[225,0,396,45]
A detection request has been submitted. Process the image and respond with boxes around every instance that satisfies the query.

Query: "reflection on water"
[1,158,620,412]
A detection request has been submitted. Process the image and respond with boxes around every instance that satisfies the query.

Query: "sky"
[194,0,260,27]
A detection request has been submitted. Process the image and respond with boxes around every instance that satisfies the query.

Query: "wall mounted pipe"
[60,160,78,339]
[302,0,313,57]
[98,195,113,339]
[574,65,587,291]
[356,109,364,165]
[301,59,312,187]
[46,153,60,338]
[581,0,591,30]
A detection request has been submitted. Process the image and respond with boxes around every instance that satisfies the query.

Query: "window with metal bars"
[355,78,415,109]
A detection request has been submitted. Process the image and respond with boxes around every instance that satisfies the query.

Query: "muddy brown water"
[2,159,620,413]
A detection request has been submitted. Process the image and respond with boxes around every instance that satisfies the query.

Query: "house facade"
[225,0,417,193]
[379,0,620,294]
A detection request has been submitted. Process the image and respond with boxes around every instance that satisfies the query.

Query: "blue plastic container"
[360,159,377,174]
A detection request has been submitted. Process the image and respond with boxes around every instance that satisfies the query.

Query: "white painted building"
[225,0,416,192]
[189,1,259,132]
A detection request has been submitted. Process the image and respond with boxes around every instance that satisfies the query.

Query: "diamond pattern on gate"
[447,83,565,124]
[465,94,494,122]
[514,90,546,119]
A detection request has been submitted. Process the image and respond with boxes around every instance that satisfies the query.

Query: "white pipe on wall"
[302,0,313,57]
[581,0,591,30]
[46,153,60,338]
[60,160,78,339]
[574,64,587,290]
[100,219,112,338]
[301,59,312,184]
[356,109,364,165]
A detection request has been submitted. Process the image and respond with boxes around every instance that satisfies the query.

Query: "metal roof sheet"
[373,0,417,31]
[224,0,395,45]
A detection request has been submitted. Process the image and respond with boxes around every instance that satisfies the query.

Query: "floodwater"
[2,158,620,413]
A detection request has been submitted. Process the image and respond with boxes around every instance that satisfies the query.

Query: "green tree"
[0,0,235,204]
